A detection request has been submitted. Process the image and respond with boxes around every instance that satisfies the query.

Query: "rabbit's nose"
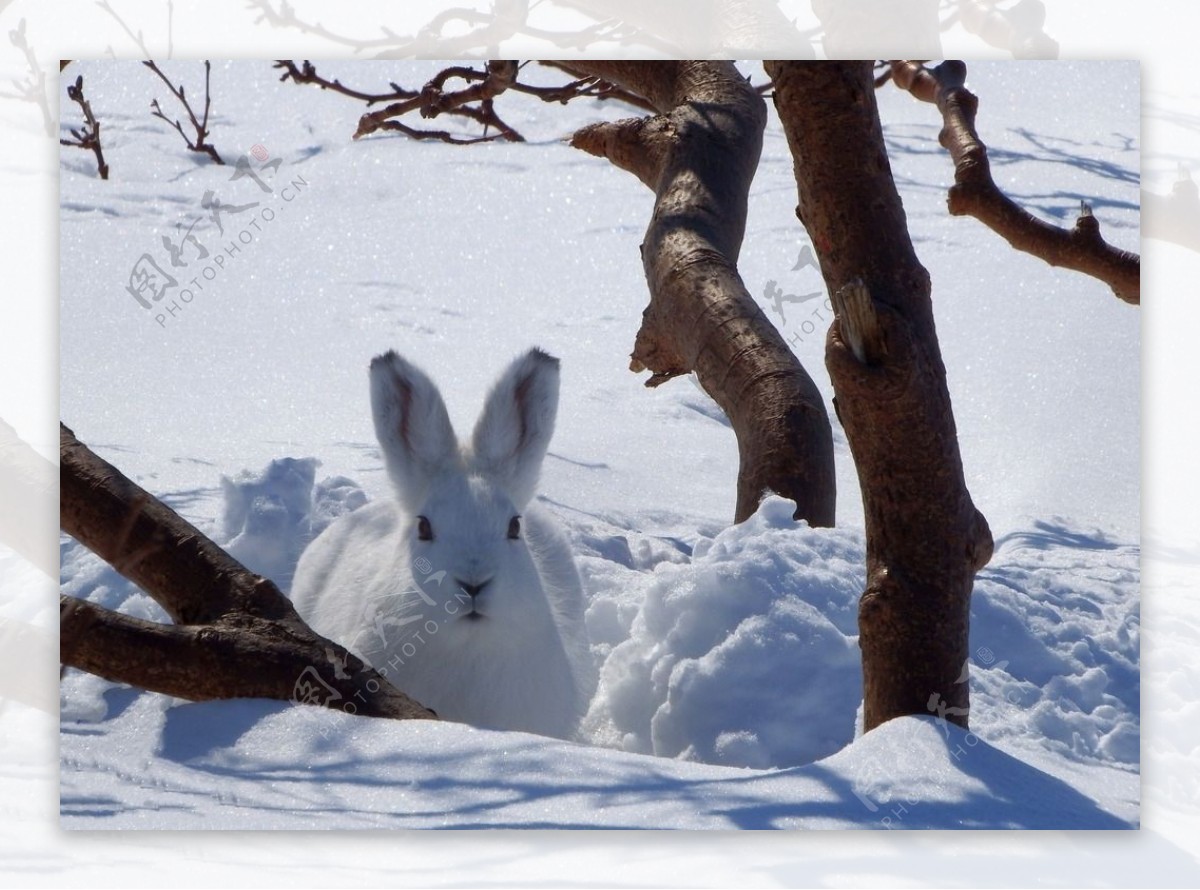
[457,578,490,599]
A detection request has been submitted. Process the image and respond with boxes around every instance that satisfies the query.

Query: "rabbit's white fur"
[290,348,590,739]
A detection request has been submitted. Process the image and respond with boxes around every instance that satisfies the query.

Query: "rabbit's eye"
[416,515,434,541]
[507,516,521,540]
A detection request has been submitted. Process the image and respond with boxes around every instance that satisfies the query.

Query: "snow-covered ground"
[54,59,1141,831]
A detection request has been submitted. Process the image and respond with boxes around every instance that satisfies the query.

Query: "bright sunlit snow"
[57,60,1139,829]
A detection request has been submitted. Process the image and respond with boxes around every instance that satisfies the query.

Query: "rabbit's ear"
[471,348,559,508]
[370,350,460,511]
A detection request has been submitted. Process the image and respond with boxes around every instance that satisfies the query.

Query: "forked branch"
[276,60,654,145]
[890,60,1139,305]
[144,60,225,165]
[59,423,434,721]
[353,60,524,141]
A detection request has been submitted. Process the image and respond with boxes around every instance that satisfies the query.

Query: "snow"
[59,699,1128,830]
[52,57,1142,833]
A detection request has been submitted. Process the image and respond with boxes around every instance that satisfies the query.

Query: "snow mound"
[219,458,367,590]
[582,496,864,768]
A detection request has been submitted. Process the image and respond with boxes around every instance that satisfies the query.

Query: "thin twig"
[274,59,417,106]
[373,120,505,145]
[144,60,224,164]
[275,59,654,146]
[59,74,110,180]
[354,60,522,141]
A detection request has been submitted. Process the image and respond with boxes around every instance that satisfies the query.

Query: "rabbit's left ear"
[471,348,559,508]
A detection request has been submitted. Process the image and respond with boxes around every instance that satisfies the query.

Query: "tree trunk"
[766,61,994,732]
[563,61,836,526]
[60,423,435,721]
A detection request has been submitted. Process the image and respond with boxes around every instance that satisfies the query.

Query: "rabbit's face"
[405,470,541,623]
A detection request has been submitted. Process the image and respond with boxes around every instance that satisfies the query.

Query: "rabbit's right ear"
[370,350,460,511]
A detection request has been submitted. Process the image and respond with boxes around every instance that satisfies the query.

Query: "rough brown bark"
[890,60,1140,305]
[767,61,993,732]
[563,61,836,527]
[60,423,435,721]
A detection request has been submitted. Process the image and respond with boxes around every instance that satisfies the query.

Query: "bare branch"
[274,59,657,147]
[373,119,505,146]
[890,60,1139,305]
[534,62,657,112]
[354,60,522,141]
[60,423,435,721]
[273,59,417,105]
[143,60,225,165]
[59,75,109,180]
[276,60,526,143]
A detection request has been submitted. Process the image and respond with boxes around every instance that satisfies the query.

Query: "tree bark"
[563,61,836,527]
[767,61,993,732]
[890,60,1139,305]
[60,423,435,721]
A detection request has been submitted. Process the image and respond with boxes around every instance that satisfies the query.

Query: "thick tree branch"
[890,60,1140,305]
[567,61,836,527]
[60,423,435,721]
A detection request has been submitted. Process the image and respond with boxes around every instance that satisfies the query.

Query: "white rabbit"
[290,347,591,739]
